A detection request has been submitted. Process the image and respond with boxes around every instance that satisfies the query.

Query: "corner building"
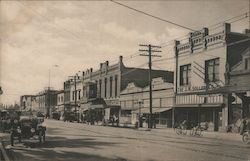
[174,23,250,131]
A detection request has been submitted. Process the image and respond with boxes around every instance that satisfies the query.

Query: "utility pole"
[139,44,161,128]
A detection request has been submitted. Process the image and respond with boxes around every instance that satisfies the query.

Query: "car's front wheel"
[10,133,14,146]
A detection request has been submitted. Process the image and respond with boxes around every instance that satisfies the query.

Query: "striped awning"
[132,107,172,114]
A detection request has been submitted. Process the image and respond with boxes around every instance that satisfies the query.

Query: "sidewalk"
[140,127,242,142]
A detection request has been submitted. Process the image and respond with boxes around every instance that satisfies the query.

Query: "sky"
[0,0,249,105]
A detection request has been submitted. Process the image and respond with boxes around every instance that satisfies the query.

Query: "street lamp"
[47,65,59,118]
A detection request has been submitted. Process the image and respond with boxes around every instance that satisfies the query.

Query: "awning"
[132,107,172,114]
[174,104,223,108]
[90,104,104,109]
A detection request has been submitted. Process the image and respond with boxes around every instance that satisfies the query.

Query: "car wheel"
[10,133,14,146]
[18,135,21,143]
[43,132,46,142]
[39,131,42,144]
[242,133,250,144]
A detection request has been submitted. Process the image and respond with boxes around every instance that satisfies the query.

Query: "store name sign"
[178,86,205,93]
[177,85,217,93]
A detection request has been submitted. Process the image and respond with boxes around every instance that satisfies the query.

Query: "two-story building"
[36,88,58,117]
[20,95,36,111]
[55,90,64,116]
[80,56,173,124]
[120,76,174,127]
[174,23,250,131]
[228,46,250,120]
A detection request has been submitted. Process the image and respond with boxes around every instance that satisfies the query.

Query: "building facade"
[79,56,173,124]
[55,90,64,116]
[36,88,58,117]
[174,23,250,131]
[20,95,35,111]
[120,77,174,127]
[228,46,250,120]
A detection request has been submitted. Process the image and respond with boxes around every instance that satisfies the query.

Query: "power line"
[110,0,195,31]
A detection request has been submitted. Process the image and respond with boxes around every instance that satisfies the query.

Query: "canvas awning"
[174,104,223,108]
[132,107,172,114]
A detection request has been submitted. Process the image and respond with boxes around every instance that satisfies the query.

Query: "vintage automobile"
[63,112,77,122]
[10,115,46,146]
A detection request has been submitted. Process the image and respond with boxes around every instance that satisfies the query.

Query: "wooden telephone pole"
[139,44,161,128]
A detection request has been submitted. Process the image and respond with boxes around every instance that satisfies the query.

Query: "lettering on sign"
[177,85,218,93]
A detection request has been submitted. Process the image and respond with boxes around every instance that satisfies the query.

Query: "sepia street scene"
[0,0,250,161]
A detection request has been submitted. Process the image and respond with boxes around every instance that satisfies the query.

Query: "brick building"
[174,23,250,131]
[79,56,173,123]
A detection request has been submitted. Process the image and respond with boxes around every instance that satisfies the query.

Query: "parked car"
[52,112,60,120]
[63,112,77,122]
[10,115,46,146]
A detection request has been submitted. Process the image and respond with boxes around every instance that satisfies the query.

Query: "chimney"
[119,56,123,63]
[106,61,109,66]
[224,23,231,34]
[203,27,209,37]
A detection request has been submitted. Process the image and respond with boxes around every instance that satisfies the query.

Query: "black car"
[10,116,46,146]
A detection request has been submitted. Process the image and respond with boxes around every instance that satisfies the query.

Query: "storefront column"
[242,97,250,118]
[213,108,219,131]
[172,107,175,128]
[222,93,232,130]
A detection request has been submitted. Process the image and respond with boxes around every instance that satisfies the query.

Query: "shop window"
[180,64,191,86]
[205,58,220,83]
[121,110,132,117]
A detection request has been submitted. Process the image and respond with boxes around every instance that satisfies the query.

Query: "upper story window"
[104,78,107,98]
[205,58,219,83]
[115,75,118,97]
[110,76,113,97]
[78,90,81,100]
[180,64,191,86]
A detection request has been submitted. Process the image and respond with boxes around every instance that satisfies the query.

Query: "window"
[180,64,191,86]
[205,58,219,83]
[72,91,74,100]
[115,75,118,97]
[99,80,102,97]
[104,78,107,98]
[110,77,113,97]
[78,90,81,100]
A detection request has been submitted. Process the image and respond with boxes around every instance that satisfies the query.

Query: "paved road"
[5,119,250,161]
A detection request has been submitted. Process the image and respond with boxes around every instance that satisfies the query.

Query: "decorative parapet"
[176,24,230,55]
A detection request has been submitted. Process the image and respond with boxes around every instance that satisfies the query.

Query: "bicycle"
[175,126,188,135]
[190,126,203,136]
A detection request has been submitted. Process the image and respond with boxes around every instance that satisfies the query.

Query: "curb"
[0,141,10,161]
